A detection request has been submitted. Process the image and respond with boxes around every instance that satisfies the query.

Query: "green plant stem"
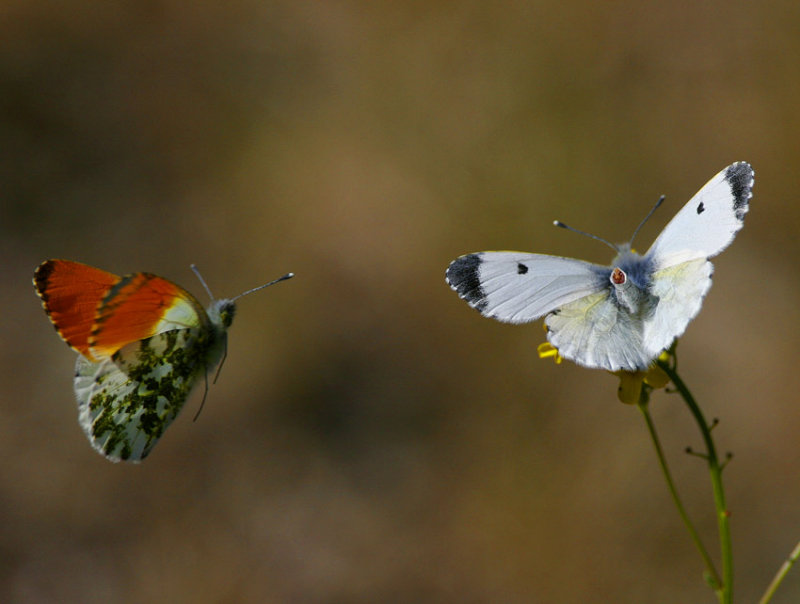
[657,359,733,604]
[637,400,722,592]
[758,540,800,604]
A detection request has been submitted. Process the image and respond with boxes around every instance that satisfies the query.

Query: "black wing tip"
[445,253,488,312]
[33,259,55,291]
[724,161,754,219]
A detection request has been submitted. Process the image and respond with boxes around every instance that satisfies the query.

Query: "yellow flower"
[537,342,562,364]
[537,335,672,405]
[613,352,671,405]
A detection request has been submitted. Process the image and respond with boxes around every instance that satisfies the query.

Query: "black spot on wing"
[724,161,754,221]
[446,253,488,312]
[517,263,528,274]
[696,201,705,214]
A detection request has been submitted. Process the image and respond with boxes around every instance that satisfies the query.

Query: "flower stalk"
[542,339,798,602]
[758,540,800,604]
[654,353,732,604]
[636,396,722,594]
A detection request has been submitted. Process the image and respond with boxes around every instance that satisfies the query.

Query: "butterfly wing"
[645,162,754,269]
[544,290,653,371]
[641,258,713,359]
[75,326,224,462]
[35,259,211,361]
[639,162,754,357]
[89,271,210,360]
[34,260,121,361]
[446,252,608,323]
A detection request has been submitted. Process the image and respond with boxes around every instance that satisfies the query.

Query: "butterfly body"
[35,260,292,462]
[446,162,753,372]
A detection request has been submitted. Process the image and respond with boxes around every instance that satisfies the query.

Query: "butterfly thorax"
[608,247,656,316]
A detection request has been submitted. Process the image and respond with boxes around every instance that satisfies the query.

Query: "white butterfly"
[446,162,754,372]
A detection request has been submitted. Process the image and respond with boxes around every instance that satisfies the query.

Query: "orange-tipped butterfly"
[34,259,293,463]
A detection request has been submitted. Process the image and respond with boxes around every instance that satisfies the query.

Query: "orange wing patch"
[35,260,208,362]
[34,260,120,360]
[89,273,207,359]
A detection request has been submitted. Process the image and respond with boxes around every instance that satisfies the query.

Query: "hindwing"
[74,326,223,462]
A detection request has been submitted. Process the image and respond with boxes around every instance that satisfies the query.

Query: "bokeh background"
[3,1,799,602]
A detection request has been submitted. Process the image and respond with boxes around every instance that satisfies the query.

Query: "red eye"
[611,267,626,285]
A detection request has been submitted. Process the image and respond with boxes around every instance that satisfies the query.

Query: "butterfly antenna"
[191,264,216,302]
[232,272,294,301]
[553,220,617,252]
[630,195,665,246]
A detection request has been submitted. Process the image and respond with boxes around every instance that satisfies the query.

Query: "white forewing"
[446,252,607,324]
[645,162,753,269]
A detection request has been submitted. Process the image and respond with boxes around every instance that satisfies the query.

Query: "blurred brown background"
[3,1,799,602]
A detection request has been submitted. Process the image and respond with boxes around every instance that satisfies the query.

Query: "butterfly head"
[208,298,237,329]
[606,246,658,316]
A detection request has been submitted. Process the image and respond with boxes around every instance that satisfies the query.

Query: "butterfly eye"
[611,267,627,285]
